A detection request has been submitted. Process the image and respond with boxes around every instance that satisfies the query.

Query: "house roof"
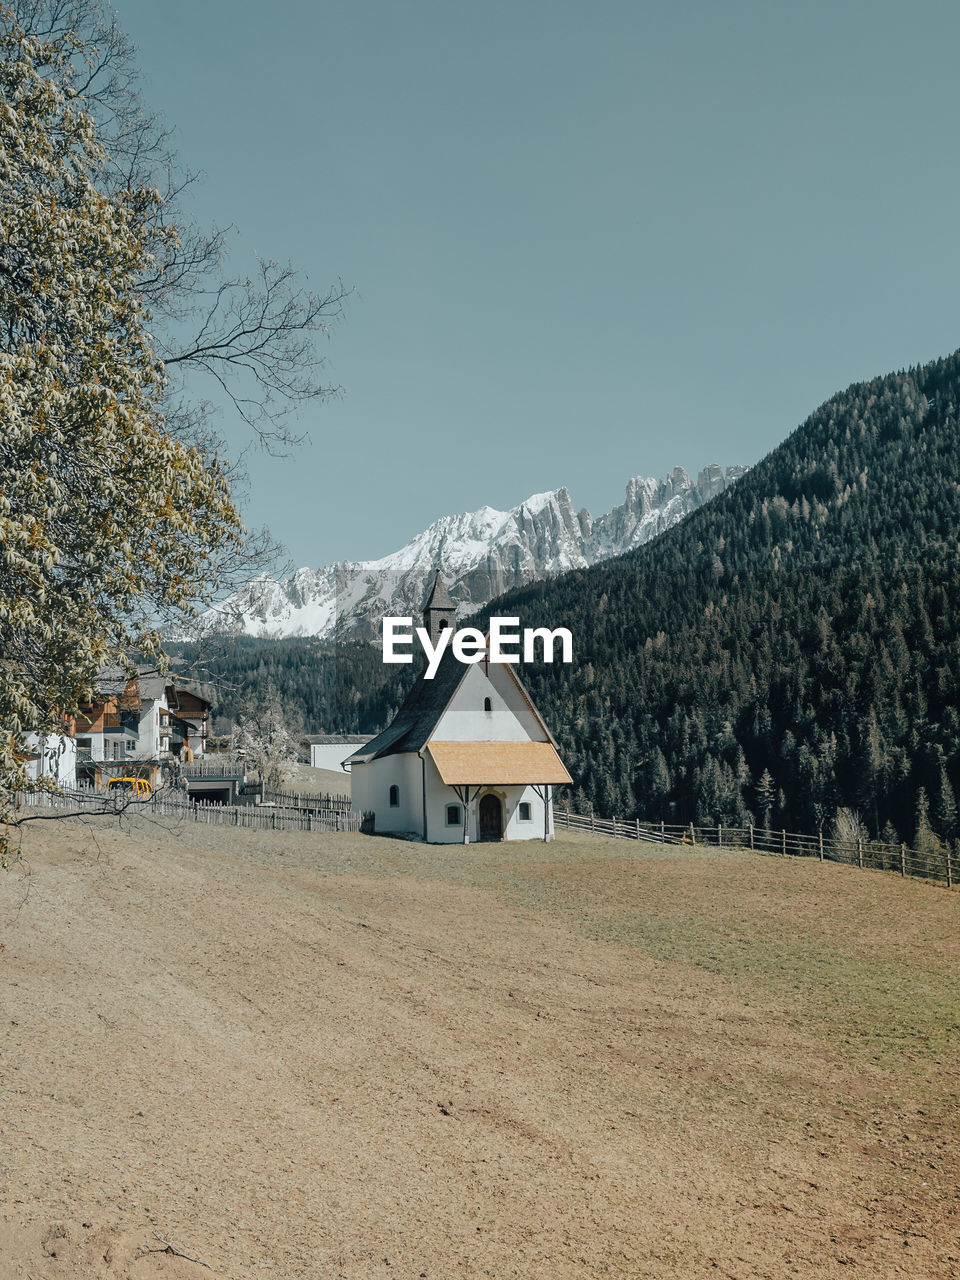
[426,740,572,786]
[346,650,468,763]
[307,734,374,745]
[94,664,135,699]
[168,686,212,714]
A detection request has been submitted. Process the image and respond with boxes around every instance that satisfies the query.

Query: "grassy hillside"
[3,816,958,1277]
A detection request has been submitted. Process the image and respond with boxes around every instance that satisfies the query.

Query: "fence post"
[818,830,824,862]
[857,836,863,869]
[718,824,722,848]
[900,843,906,876]
[749,824,754,850]
[689,822,696,847]
[781,829,786,856]
[591,813,595,833]
[660,820,665,842]
[637,818,641,841]
[947,843,953,889]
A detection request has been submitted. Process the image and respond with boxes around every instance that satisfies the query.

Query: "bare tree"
[832,807,864,846]
[234,695,298,794]
[10,0,349,455]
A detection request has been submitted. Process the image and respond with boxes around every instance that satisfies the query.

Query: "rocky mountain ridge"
[201,463,747,640]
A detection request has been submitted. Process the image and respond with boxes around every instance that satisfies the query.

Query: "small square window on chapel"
[518,802,532,822]
[446,804,462,825]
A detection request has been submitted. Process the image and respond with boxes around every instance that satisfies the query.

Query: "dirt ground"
[284,764,351,797]
[1,815,958,1279]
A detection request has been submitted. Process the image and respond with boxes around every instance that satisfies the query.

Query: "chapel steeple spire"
[422,570,456,644]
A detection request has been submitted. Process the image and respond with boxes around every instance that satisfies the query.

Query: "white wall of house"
[24,732,77,787]
[77,730,136,761]
[351,753,424,836]
[310,742,359,773]
[136,693,167,759]
[75,730,103,762]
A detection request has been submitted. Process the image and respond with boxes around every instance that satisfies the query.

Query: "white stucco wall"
[352,750,553,843]
[136,696,166,758]
[24,732,77,787]
[311,742,363,773]
[74,730,104,761]
[351,753,424,836]
[433,663,548,743]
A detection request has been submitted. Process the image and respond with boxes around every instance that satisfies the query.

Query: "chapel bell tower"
[423,571,457,644]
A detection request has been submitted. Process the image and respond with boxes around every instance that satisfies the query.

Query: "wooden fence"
[554,810,953,888]
[179,756,246,779]
[12,787,365,834]
[262,787,352,813]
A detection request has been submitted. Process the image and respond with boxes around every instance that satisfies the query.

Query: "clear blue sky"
[119,0,960,567]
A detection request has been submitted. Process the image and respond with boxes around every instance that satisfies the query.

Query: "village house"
[347,574,571,842]
[73,666,212,789]
[306,734,374,773]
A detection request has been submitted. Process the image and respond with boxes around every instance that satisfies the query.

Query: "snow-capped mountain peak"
[200,465,746,640]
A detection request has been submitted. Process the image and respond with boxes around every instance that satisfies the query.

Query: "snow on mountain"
[200,464,748,641]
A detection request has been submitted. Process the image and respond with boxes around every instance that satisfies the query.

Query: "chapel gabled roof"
[346,648,467,764]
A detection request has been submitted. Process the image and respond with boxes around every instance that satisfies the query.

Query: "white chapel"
[346,574,571,842]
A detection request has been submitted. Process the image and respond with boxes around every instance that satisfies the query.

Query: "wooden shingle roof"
[426,740,572,785]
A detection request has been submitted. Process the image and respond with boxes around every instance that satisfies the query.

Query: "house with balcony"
[73,666,212,789]
[74,668,143,783]
[165,685,211,759]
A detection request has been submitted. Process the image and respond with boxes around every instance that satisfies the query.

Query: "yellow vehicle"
[106,777,153,800]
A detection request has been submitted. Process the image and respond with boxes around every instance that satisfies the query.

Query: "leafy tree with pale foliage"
[0,10,243,847]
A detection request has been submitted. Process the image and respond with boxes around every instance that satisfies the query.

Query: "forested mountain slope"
[488,353,960,843]
[182,352,960,847]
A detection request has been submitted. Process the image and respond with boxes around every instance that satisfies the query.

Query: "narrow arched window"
[483,697,492,712]
[389,784,399,807]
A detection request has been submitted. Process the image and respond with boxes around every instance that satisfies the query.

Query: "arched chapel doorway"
[478,793,503,842]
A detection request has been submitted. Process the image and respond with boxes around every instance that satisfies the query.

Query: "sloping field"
[1,817,958,1279]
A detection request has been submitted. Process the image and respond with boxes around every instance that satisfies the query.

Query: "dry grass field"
[1,815,958,1279]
